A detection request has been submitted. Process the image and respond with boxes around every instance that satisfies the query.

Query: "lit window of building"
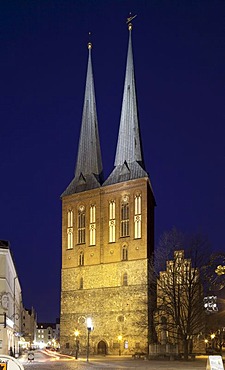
[109,200,116,242]
[90,205,96,246]
[134,194,141,239]
[78,206,85,244]
[121,197,129,237]
[67,209,73,249]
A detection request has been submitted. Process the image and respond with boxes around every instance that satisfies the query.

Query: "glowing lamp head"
[86,317,93,330]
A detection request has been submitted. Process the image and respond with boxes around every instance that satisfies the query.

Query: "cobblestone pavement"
[19,351,209,370]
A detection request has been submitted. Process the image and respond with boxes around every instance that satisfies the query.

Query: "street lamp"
[86,317,93,362]
[118,335,122,356]
[74,330,79,359]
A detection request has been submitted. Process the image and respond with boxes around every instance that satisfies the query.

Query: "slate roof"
[104,25,148,187]
[62,43,103,197]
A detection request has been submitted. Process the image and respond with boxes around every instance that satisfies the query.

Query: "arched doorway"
[97,340,107,355]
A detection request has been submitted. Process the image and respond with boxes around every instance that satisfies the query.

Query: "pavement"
[18,353,213,369]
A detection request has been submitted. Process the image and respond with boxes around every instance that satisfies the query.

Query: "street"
[18,350,209,370]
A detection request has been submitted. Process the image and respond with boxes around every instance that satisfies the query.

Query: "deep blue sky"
[0,0,224,322]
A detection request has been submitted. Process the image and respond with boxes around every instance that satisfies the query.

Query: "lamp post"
[118,335,122,356]
[86,318,93,362]
[74,330,79,359]
[211,333,215,349]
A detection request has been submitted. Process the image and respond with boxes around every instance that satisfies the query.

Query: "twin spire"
[62,22,148,196]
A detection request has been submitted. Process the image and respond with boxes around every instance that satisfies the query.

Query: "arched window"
[79,251,84,266]
[67,209,73,249]
[122,272,128,286]
[90,205,96,245]
[134,194,141,239]
[78,206,85,244]
[109,200,116,242]
[122,245,128,261]
[121,197,129,237]
[67,228,73,249]
[68,209,73,228]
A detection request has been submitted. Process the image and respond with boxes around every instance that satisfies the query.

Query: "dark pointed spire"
[62,40,103,196]
[104,19,148,186]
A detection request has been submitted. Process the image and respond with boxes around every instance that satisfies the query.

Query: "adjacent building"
[36,321,60,349]
[60,22,155,355]
[0,240,23,356]
[21,307,37,349]
[155,250,205,355]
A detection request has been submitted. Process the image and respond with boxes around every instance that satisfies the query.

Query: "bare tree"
[152,228,211,360]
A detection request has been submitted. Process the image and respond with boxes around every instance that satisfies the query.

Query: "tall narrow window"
[122,272,128,286]
[67,209,73,249]
[122,245,128,261]
[134,194,142,239]
[89,205,96,246]
[79,251,84,266]
[121,197,129,237]
[79,277,83,289]
[109,200,116,242]
[78,206,85,244]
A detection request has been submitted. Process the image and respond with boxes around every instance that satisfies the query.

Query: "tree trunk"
[183,339,189,360]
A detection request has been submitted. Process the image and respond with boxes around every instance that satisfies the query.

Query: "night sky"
[0,0,224,322]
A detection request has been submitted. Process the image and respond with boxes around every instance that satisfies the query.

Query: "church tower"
[60,21,155,356]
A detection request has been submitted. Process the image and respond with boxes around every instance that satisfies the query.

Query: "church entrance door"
[97,340,107,355]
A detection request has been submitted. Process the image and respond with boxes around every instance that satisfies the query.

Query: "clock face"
[1,293,9,310]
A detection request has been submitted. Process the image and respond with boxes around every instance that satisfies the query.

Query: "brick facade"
[60,177,155,355]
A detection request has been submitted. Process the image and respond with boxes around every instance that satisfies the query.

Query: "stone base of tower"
[60,283,151,356]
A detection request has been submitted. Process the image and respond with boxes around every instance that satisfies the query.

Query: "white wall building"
[36,321,59,349]
[0,240,23,356]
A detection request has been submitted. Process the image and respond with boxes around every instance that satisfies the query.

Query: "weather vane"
[126,13,137,31]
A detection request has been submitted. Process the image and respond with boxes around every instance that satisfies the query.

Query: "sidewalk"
[70,355,209,369]
[18,352,214,370]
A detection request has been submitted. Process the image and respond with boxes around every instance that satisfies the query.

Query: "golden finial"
[126,13,137,31]
[88,31,92,49]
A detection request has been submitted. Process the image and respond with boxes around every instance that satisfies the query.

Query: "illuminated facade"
[60,23,155,355]
[0,240,22,356]
[35,321,59,349]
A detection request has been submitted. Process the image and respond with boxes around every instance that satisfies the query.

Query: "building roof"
[104,23,148,187]
[37,322,56,329]
[0,240,10,248]
[62,42,103,196]
[0,240,22,286]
